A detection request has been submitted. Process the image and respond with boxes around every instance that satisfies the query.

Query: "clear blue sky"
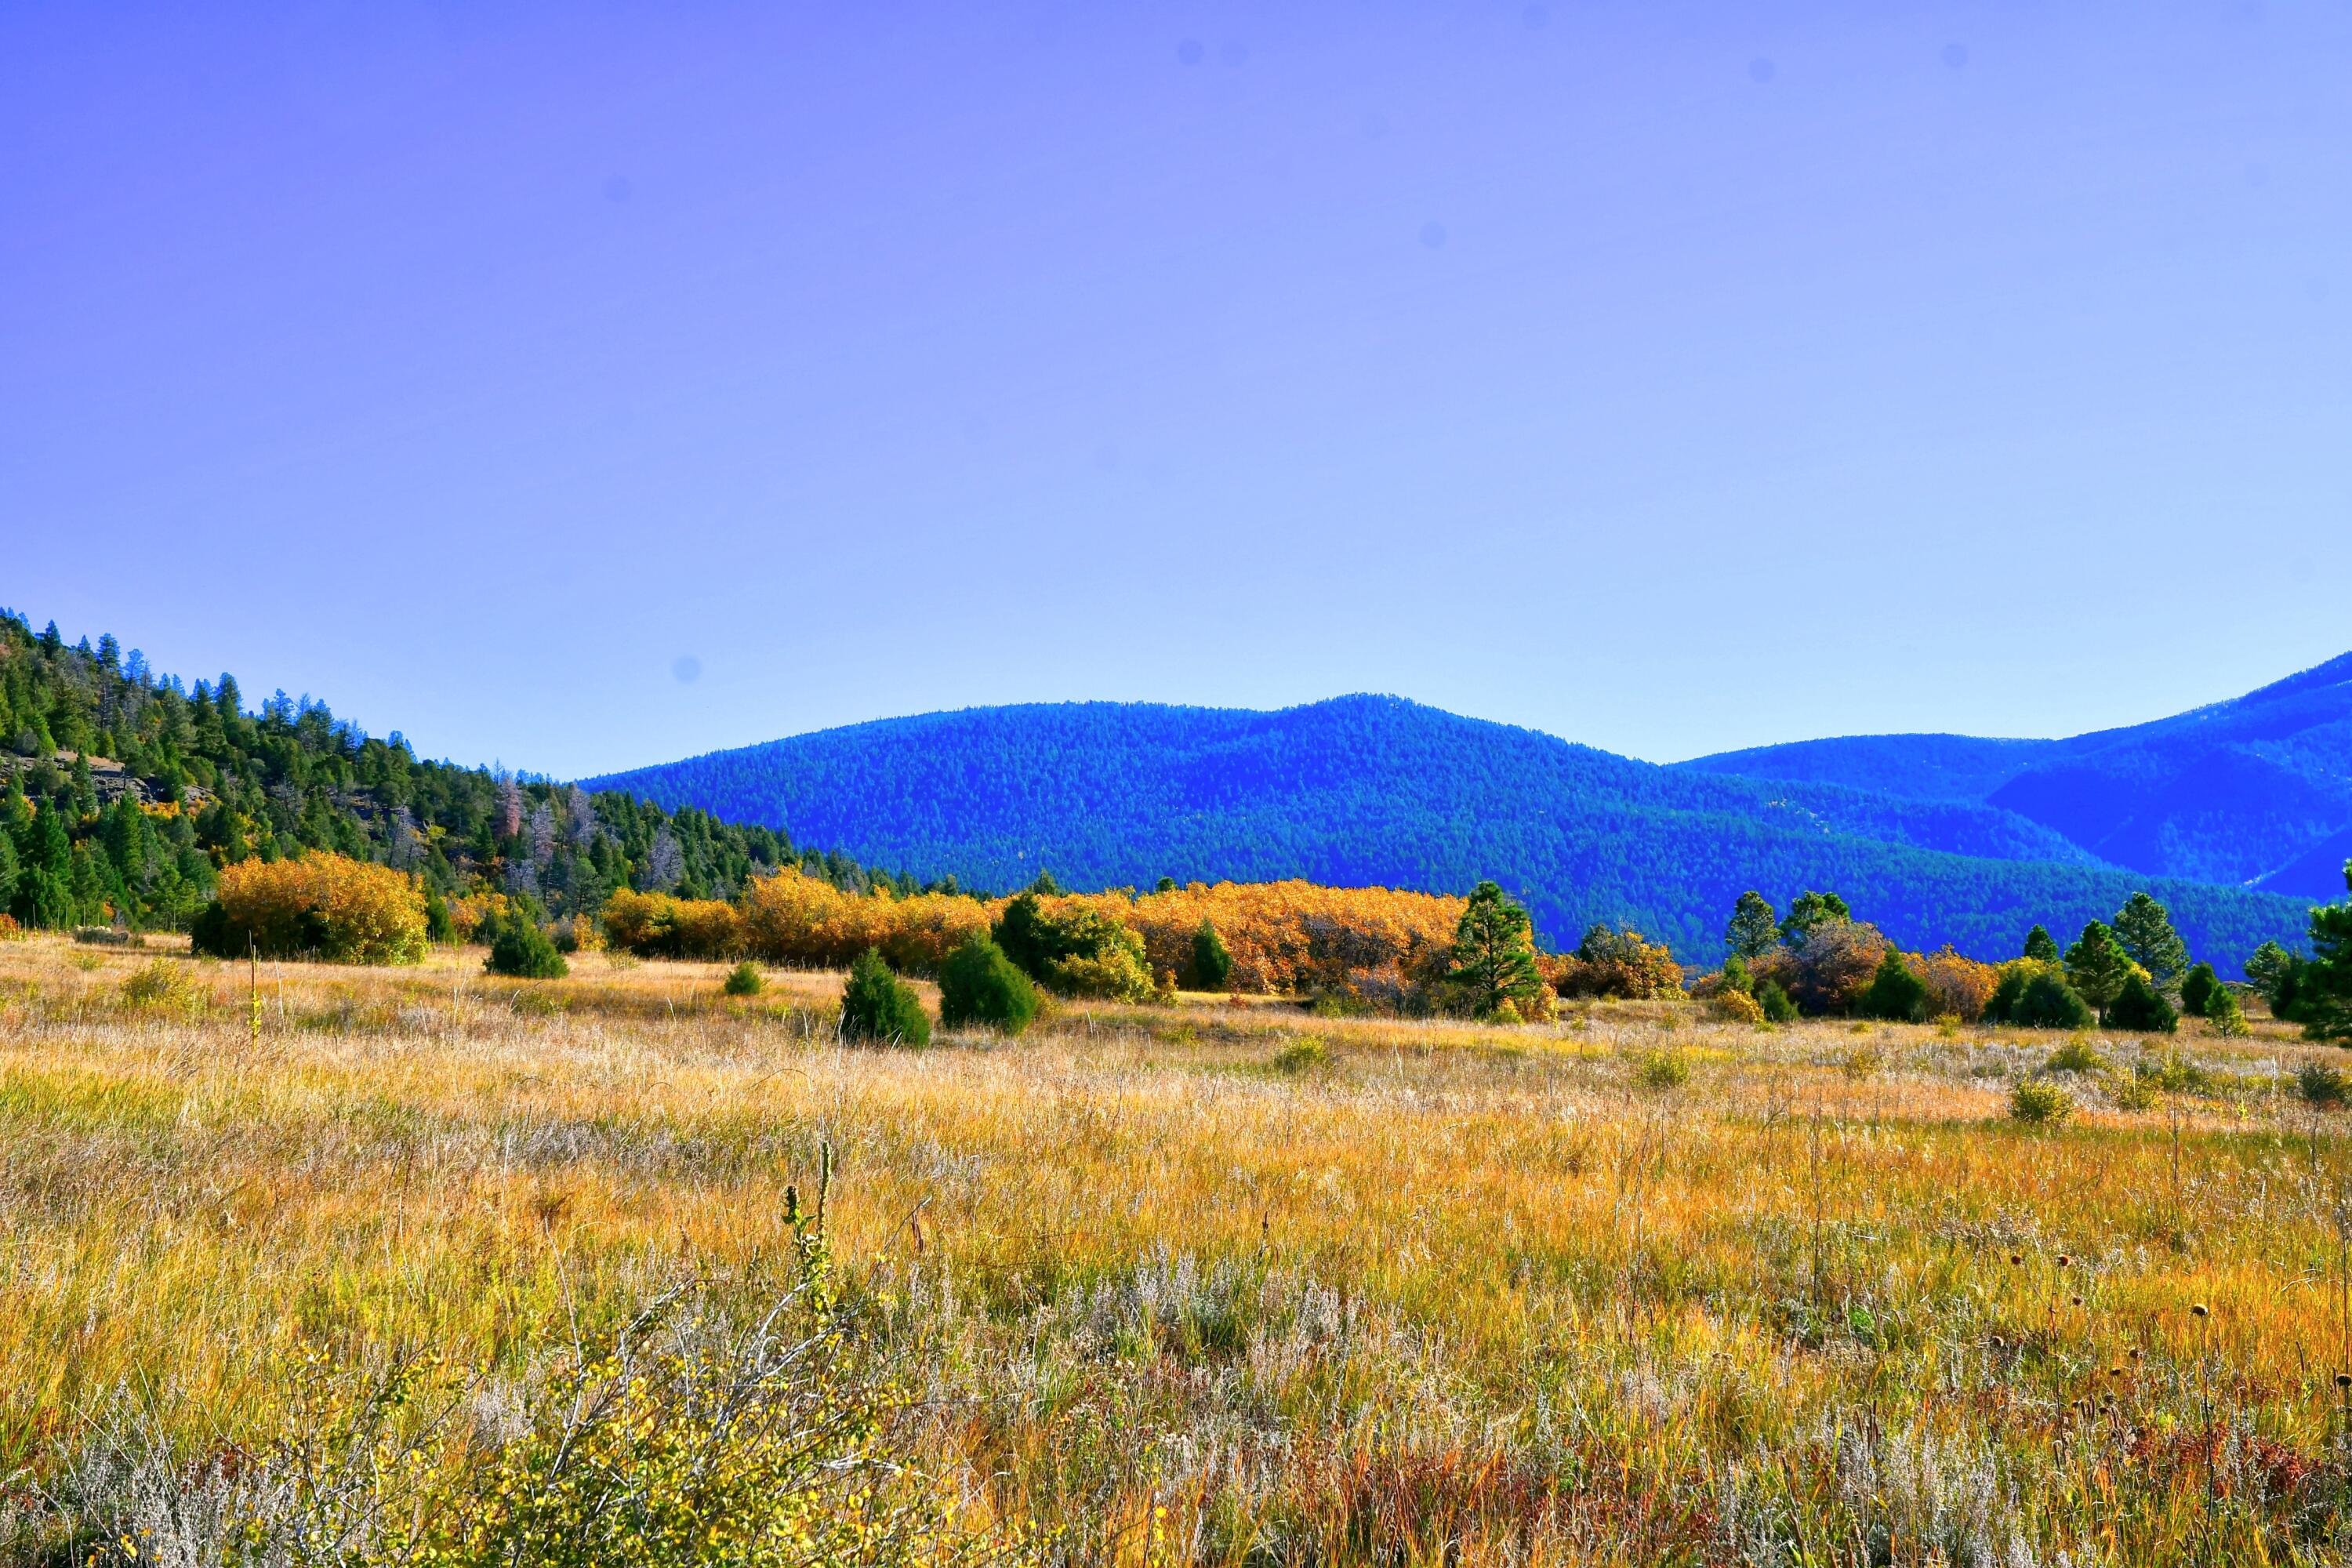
[5,2,2347,778]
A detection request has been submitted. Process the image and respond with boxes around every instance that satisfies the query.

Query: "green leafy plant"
[722,960,764,997]
[2009,1078,2074,1125]
[937,935,1039,1036]
[1637,1048,1690,1091]
[485,913,568,980]
[840,948,929,1047]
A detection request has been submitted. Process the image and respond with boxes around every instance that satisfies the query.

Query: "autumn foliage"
[193,851,428,965]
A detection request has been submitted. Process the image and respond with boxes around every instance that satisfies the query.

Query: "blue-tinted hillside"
[1676,650,2352,896]
[588,695,2314,971]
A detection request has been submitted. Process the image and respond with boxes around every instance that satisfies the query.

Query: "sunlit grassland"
[3,934,2350,1563]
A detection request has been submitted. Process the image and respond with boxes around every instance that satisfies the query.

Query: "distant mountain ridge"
[1676,649,2352,896]
[586,691,2324,971]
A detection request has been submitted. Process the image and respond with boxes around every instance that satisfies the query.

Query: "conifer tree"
[2179,962,2220,1018]
[2112,892,2190,990]
[2063,921,2136,1022]
[2296,862,2352,1044]
[840,948,930,1047]
[1779,891,1850,944]
[1859,950,1930,1022]
[1448,880,1544,1020]
[2023,925,2061,964]
[1725,891,1779,960]
[1189,920,1233,991]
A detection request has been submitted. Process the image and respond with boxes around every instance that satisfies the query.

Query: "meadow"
[4,934,2350,1565]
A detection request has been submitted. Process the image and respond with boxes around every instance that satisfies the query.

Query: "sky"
[4,2,2349,779]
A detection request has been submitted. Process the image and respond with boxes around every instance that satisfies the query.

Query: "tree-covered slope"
[587,695,2315,971]
[1676,650,2352,897]
[0,611,898,935]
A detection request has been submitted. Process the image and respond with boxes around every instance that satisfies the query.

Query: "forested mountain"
[1676,650,2352,896]
[586,695,2317,970]
[0,612,895,934]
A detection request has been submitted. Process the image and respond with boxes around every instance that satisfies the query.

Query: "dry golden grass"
[4,933,2350,1563]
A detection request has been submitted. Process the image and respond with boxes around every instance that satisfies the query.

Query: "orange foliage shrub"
[1552,924,1685,1000]
[1915,945,2000,1022]
[1756,920,1893,1015]
[600,890,743,960]
[0,913,21,942]
[198,852,427,965]
[1119,880,1464,999]
[734,869,990,973]
[446,891,514,942]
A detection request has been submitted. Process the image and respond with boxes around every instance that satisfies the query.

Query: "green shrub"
[938,936,1040,1035]
[2045,1038,2107,1075]
[991,895,1152,1001]
[2107,973,2178,1034]
[1637,1049,1690,1091]
[1993,971,2095,1029]
[1758,980,1799,1023]
[722,961,764,997]
[2205,985,2252,1037]
[1858,951,1931,1023]
[2297,1060,2350,1107]
[2009,1079,2074,1124]
[1272,1037,1329,1074]
[485,914,568,980]
[840,948,929,1047]
[2136,1051,2215,1096]
[2179,962,2220,1018]
[119,958,202,1012]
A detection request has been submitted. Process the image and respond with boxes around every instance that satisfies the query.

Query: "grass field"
[4,933,2350,1564]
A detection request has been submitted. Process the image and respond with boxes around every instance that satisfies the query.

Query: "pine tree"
[1859,950,1930,1022]
[1779,891,1850,944]
[2112,891,2190,989]
[2063,921,2136,1022]
[1189,920,1233,990]
[2023,924,2061,964]
[2298,862,2352,1044]
[2108,972,2179,1034]
[1725,891,1779,959]
[1448,880,1544,1020]
[2179,962,2220,1018]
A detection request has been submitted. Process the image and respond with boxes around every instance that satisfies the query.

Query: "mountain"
[1676,650,2352,897]
[586,695,2318,971]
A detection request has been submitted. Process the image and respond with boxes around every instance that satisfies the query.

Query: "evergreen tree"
[2179,962,2220,1018]
[938,935,1040,1035]
[840,948,930,1047]
[2022,924,2061,964]
[2205,984,2251,1037]
[1859,950,1931,1022]
[1447,880,1544,1020]
[1758,980,1798,1023]
[1189,920,1233,991]
[2298,862,2352,1044]
[2107,972,2179,1033]
[2063,921,2136,1022]
[1029,869,1061,895]
[485,912,568,979]
[2112,892,2190,990]
[1779,890,1850,944]
[1725,891,1779,960]
[2246,940,2297,1007]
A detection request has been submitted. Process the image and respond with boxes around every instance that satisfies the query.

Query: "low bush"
[2205,985,2252,1037]
[840,948,929,1047]
[118,958,203,1013]
[1272,1037,1329,1075]
[2180,962,2221,1018]
[2045,1039,2107,1076]
[2297,1060,2350,1108]
[1709,987,1765,1025]
[1758,981,1799,1024]
[486,914,568,980]
[722,961,765,997]
[191,852,427,965]
[2009,1079,2074,1125]
[938,936,1039,1035]
[1858,951,1931,1023]
[1637,1049,1690,1091]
